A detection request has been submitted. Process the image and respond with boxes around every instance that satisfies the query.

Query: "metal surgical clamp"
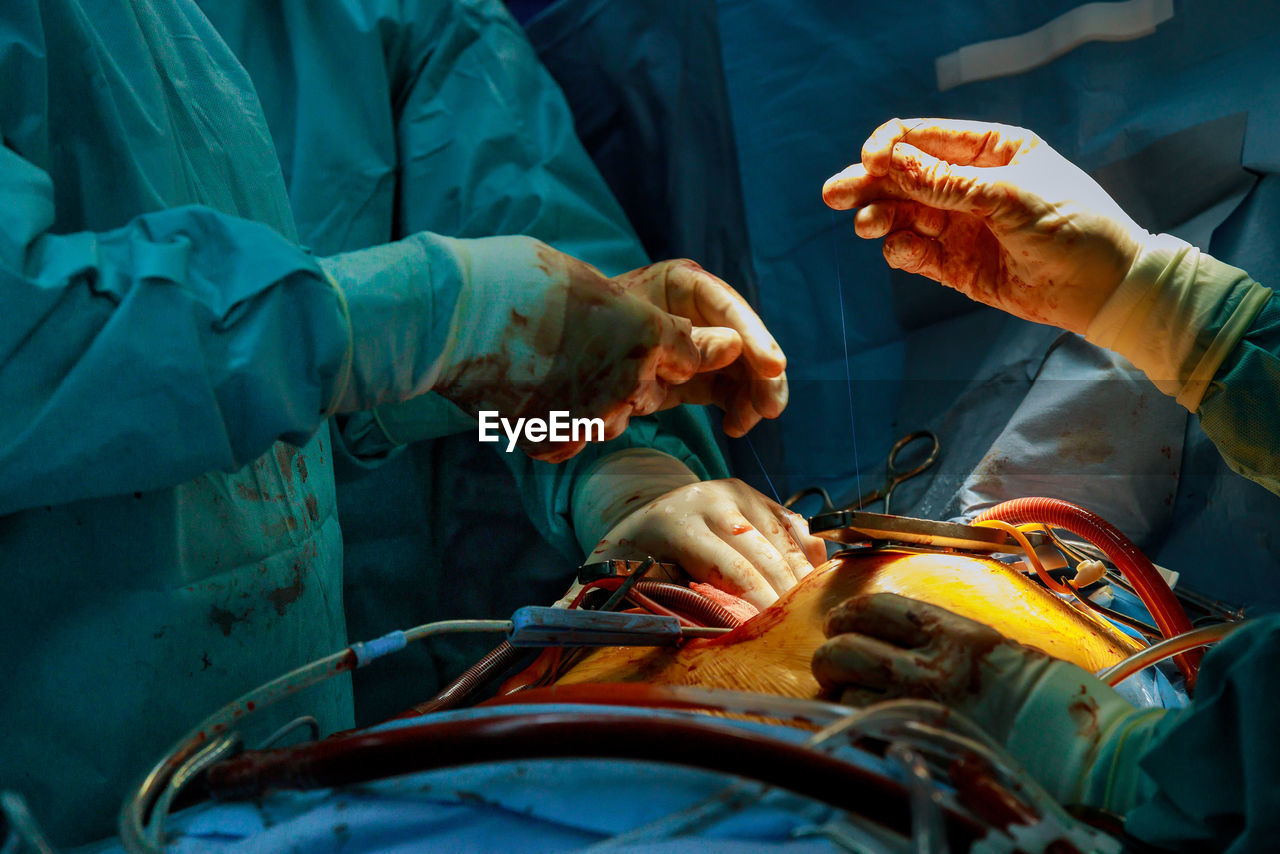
[784,429,940,516]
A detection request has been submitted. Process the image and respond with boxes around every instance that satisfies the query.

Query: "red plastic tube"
[411,641,523,716]
[975,497,1201,685]
[574,578,745,629]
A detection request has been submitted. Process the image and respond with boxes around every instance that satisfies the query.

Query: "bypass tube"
[414,641,524,715]
[202,711,984,849]
[1097,621,1245,687]
[594,579,746,629]
[975,497,1200,685]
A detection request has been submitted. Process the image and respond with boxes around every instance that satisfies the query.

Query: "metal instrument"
[784,430,939,516]
[508,606,729,647]
[578,558,681,584]
[808,509,1044,555]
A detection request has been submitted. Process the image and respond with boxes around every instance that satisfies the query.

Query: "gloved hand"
[573,449,827,610]
[324,234,788,461]
[812,592,1166,811]
[822,118,1271,411]
[822,118,1147,334]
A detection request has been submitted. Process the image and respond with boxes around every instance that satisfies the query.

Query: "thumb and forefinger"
[824,117,1033,215]
[824,143,1004,216]
[860,117,1033,175]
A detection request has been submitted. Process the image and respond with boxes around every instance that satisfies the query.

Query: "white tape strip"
[936,0,1174,91]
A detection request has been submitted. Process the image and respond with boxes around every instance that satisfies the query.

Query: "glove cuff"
[997,657,1152,806]
[1086,233,1271,411]
[319,234,463,412]
[322,271,355,416]
[429,234,562,411]
[571,448,700,555]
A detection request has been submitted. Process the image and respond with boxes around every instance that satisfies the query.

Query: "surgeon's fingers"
[838,686,893,707]
[599,406,632,441]
[854,200,950,240]
[654,366,778,437]
[739,499,817,584]
[526,437,588,464]
[811,633,917,692]
[678,523,782,610]
[653,312,701,384]
[824,593,935,648]
[750,371,788,420]
[823,163,900,210]
[780,509,828,572]
[861,117,1034,176]
[692,326,744,372]
[882,214,1001,296]
[654,372,717,410]
[882,232,947,282]
[627,376,669,418]
[715,513,799,596]
[886,143,1011,217]
[724,379,764,438]
[660,261,787,379]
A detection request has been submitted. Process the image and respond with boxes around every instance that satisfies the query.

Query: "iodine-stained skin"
[540,551,1141,701]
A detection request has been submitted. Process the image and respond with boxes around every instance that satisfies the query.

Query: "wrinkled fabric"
[946,334,1186,549]
[0,2,358,844]
[197,0,730,726]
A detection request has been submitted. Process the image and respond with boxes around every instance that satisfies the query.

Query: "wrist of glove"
[813,593,1165,812]
[321,234,468,414]
[1087,233,1272,411]
[571,448,701,556]
[433,237,711,464]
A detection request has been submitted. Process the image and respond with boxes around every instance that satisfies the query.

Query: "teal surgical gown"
[0,1,726,844]
[195,0,729,725]
[0,2,355,844]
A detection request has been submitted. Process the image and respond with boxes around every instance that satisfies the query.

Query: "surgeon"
[0,2,812,844]
[193,0,823,726]
[813,118,1280,850]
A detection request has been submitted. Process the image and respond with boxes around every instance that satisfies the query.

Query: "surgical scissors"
[784,430,940,516]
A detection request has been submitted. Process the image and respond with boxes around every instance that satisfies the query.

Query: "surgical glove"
[823,118,1273,412]
[822,118,1148,335]
[574,449,827,610]
[325,234,787,461]
[618,262,789,438]
[812,593,1168,812]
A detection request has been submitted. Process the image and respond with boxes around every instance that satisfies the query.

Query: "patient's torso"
[517,551,1141,700]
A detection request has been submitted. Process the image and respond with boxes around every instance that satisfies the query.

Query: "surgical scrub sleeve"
[0,2,507,844]
[1195,284,1280,496]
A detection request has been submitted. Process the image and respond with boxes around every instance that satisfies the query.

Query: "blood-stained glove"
[574,449,827,610]
[822,118,1270,411]
[812,592,1167,812]
[325,234,788,460]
